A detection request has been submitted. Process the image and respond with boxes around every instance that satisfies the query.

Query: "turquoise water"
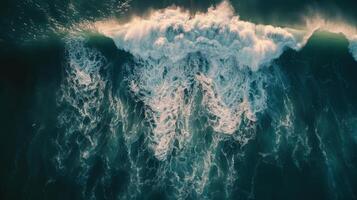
[1,1,357,200]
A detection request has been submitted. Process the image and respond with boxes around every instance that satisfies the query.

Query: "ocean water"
[1,1,357,200]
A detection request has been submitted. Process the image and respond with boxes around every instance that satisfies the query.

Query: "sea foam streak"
[56,36,108,175]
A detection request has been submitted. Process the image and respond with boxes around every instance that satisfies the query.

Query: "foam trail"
[128,59,194,161]
[196,73,253,134]
[55,35,109,182]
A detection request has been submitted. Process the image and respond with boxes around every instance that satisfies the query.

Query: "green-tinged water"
[1,1,357,200]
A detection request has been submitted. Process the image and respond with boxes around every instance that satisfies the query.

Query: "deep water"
[1,1,357,200]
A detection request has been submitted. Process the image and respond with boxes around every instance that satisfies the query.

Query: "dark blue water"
[1,1,357,200]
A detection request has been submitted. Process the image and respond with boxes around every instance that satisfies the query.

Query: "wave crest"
[96,1,305,71]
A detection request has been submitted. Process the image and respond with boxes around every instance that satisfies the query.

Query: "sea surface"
[1,1,357,200]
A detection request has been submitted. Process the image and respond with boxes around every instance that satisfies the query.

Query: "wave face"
[2,1,357,200]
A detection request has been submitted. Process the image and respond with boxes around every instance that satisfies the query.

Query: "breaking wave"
[96,2,307,70]
[51,1,357,199]
[92,1,305,161]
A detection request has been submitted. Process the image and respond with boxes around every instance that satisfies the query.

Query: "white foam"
[96,1,305,71]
